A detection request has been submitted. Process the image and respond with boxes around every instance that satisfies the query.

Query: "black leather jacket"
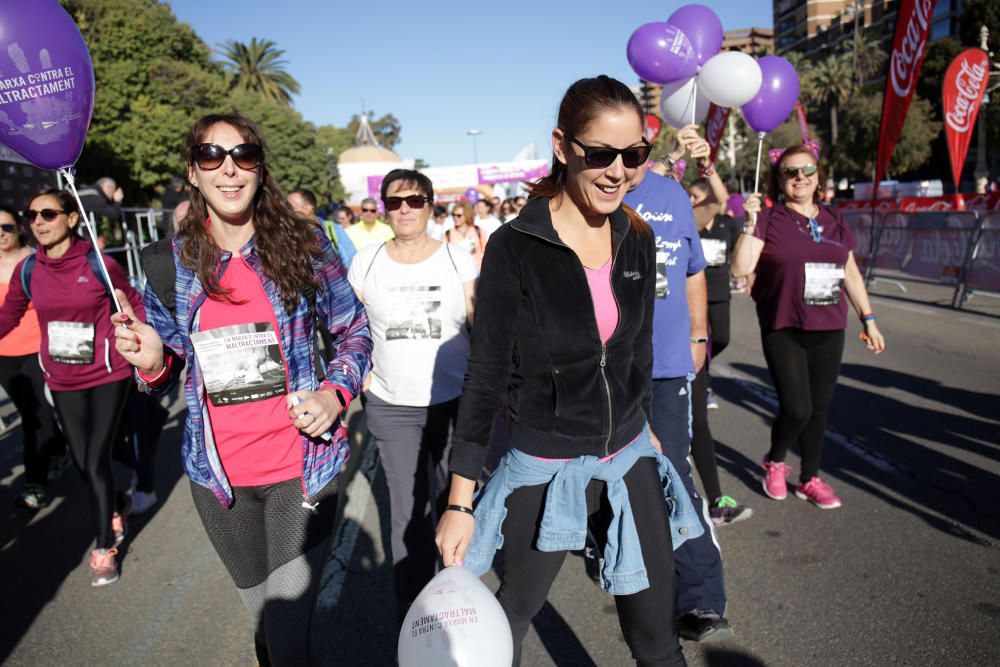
[450,196,656,480]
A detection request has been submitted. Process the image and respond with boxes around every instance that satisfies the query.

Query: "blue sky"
[166,1,773,167]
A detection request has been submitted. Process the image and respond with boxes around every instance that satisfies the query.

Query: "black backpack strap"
[444,243,459,275]
[140,239,177,314]
[20,255,36,301]
[85,249,114,299]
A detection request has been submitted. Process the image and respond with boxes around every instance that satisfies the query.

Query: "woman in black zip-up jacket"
[437,75,687,667]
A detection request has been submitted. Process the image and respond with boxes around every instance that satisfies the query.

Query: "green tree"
[218,38,301,105]
[836,93,940,179]
[346,112,402,150]
[61,0,228,202]
[808,54,852,153]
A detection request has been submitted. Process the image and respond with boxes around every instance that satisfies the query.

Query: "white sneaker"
[129,490,158,515]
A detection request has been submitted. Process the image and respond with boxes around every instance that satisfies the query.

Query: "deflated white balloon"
[660,77,711,129]
[698,51,764,109]
[398,566,513,667]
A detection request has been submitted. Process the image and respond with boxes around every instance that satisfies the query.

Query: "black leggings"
[496,457,686,667]
[690,366,722,502]
[761,328,845,482]
[0,353,64,485]
[51,379,130,548]
[707,301,731,361]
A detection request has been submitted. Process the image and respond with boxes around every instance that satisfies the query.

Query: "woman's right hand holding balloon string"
[111,288,164,375]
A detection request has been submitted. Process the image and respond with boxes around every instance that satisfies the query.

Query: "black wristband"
[446,504,475,516]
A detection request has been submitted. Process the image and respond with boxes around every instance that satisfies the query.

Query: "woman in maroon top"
[732,145,885,510]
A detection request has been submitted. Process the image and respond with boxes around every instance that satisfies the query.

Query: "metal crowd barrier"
[842,208,1000,311]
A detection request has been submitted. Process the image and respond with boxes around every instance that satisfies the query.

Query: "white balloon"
[659,77,711,129]
[698,51,763,109]
[398,567,513,667]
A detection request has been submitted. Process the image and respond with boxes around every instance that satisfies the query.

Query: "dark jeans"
[496,456,686,667]
[114,388,169,493]
[52,378,130,548]
[761,328,845,482]
[363,392,457,608]
[650,377,726,617]
[0,353,64,485]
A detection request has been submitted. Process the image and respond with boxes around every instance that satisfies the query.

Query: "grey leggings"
[190,477,338,667]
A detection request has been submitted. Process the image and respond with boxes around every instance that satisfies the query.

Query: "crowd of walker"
[2,74,885,666]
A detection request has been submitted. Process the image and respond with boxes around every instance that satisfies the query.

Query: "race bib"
[655,250,669,299]
[701,238,728,267]
[385,285,443,340]
[191,322,287,406]
[803,263,845,306]
[47,321,95,365]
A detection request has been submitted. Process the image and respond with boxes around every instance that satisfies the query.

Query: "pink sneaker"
[89,547,119,587]
[795,477,842,509]
[762,459,792,500]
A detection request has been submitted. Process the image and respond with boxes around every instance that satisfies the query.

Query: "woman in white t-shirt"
[347,168,477,622]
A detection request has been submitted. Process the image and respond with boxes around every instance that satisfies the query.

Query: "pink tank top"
[584,257,619,344]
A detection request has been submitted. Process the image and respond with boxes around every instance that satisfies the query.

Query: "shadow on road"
[0,413,185,663]
[715,362,1000,545]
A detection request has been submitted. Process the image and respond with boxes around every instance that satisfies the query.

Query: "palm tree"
[218,38,300,105]
[851,34,887,89]
[784,51,815,101]
[809,53,852,149]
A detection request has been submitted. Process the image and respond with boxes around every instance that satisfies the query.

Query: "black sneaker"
[709,496,753,527]
[678,611,733,642]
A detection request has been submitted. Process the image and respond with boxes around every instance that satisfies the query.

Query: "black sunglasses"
[26,209,66,223]
[193,143,263,171]
[361,207,377,213]
[384,195,431,211]
[0,223,17,233]
[566,135,651,169]
[782,164,818,179]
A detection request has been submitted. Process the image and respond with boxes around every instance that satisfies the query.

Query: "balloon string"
[58,168,124,313]
[753,132,765,195]
[691,78,698,126]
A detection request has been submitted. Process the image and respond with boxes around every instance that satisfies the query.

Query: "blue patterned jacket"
[140,231,372,507]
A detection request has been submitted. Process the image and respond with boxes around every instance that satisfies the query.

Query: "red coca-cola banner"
[794,101,810,142]
[899,195,967,212]
[874,0,938,197]
[645,114,662,144]
[704,104,729,163]
[943,48,989,189]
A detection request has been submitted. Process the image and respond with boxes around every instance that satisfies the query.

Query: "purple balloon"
[627,22,697,85]
[740,55,800,134]
[667,4,724,67]
[0,0,95,170]
[465,187,480,203]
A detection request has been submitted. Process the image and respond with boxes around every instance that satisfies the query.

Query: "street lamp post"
[974,25,1000,193]
[467,129,481,165]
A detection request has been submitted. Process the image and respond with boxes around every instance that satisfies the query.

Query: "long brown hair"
[178,114,321,313]
[527,75,649,236]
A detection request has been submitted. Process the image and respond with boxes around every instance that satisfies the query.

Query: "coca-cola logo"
[889,0,936,98]
[945,57,988,133]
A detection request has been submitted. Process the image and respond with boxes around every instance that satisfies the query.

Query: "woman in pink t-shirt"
[733,144,885,510]
[112,114,371,665]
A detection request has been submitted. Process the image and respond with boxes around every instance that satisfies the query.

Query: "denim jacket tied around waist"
[463,426,703,596]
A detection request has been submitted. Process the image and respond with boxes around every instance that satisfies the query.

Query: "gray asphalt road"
[1,289,998,666]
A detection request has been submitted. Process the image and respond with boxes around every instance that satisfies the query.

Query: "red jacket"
[0,236,143,391]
